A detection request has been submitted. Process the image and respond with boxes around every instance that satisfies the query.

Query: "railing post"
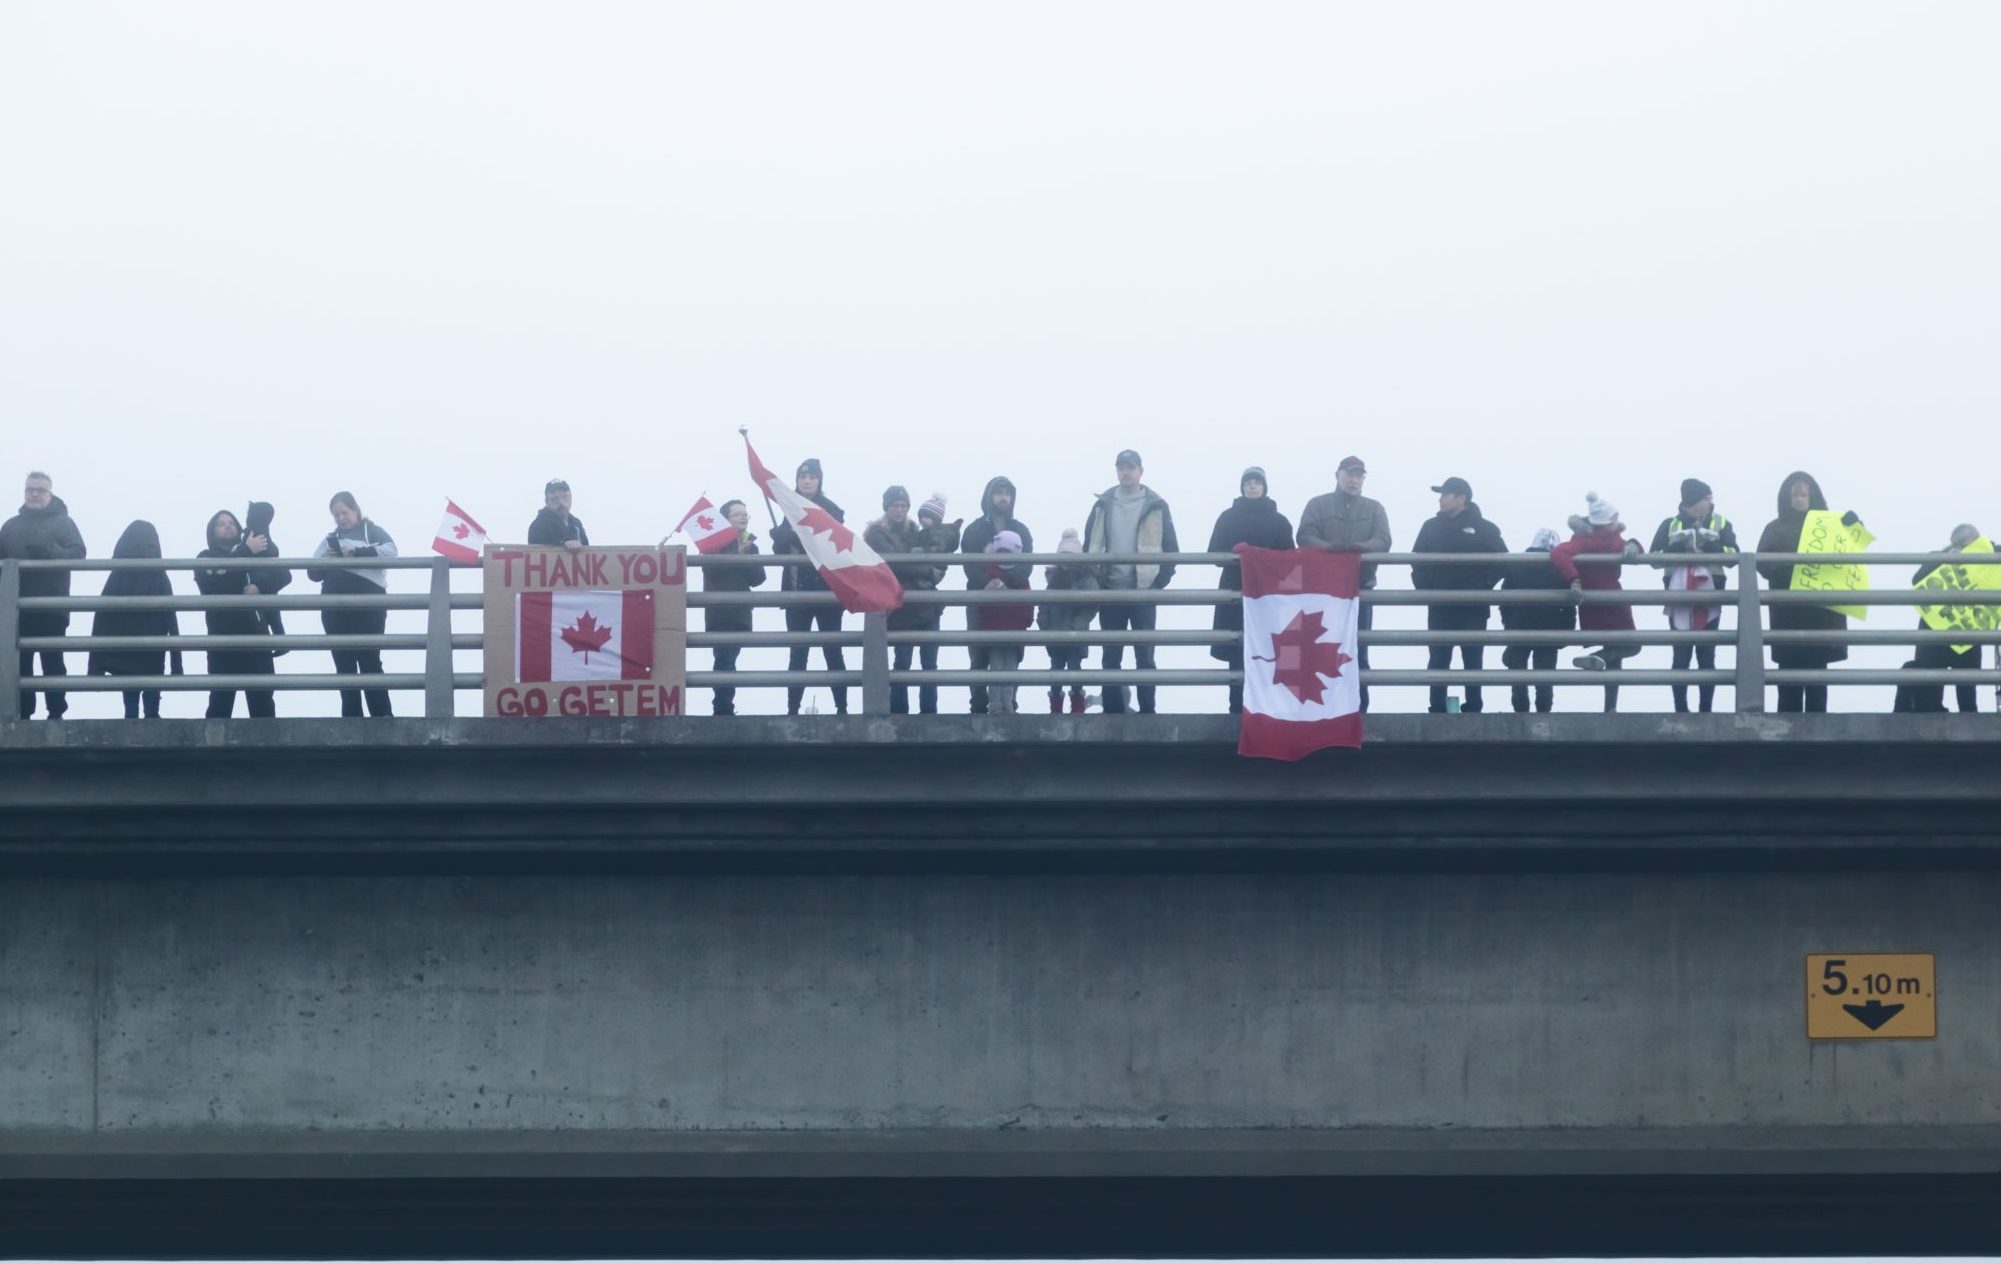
[424,557,456,719]
[0,561,19,724]
[861,609,890,715]
[1734,553,1766,713]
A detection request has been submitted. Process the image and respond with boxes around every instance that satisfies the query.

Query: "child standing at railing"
[88,520,183,718]
[1551,494,1643,712]
[976,530,1034,715]
[1040,529,1097,714]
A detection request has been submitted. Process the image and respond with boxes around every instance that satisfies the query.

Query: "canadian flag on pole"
[432,500,488,564]
[746,438,903,613]
[516,589,655,682]
[673,496,739,554]
[1237,546,1364,759]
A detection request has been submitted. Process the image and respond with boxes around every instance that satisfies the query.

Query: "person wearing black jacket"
[1902,524,1984,714]
[1755,471,1854,713]
[1207,467,1295,714]
[0,471,87,719]
[528,479,588,549]
[959,476,1033,716]
[307,492,398,718]
[194,508,292,718]
[88,520,183,718]
[864,486,943,715]
[1411,476,1509,714]
[1648,478,1740,713]
[769,458,848,715]
[1498,528,1576,714]
[702,499,763,716]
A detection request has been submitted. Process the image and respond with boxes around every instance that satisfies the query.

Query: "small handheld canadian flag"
[432,500,489,564]
[672,495,739,554]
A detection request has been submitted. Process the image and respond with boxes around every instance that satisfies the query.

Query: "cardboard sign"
[483,546,687,717]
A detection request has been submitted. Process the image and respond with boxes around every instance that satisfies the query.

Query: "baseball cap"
[1430,476,1473,498]
[1115,448,1142,469]
[1337,455,1367,473]
[544,479,571,495]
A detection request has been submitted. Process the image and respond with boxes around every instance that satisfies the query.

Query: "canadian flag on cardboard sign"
[516,589,655,682]
[1237,546,1364,760]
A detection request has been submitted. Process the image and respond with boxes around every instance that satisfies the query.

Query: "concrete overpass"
[4,715,2000,1256]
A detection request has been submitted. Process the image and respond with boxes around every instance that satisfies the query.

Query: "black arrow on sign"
[1843,1000,1906,1031]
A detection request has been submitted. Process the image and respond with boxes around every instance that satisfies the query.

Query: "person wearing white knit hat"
[1550,494,1644,711]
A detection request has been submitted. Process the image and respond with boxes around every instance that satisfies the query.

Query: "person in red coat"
[1550,493,1643,712]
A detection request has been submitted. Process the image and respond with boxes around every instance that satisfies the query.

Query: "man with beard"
[770,458,848,715]
[0,471,87,719]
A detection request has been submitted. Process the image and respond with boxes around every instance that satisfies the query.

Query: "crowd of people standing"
[1,459,1994,720]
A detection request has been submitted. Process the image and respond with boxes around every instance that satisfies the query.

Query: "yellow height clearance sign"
[1913,537,2001,654]
[1790,510,1874,620]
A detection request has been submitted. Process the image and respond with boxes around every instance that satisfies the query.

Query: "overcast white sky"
[3,0,1997,716]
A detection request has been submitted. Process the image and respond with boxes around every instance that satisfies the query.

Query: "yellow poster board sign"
[1913,538,2001,654]
[1790,510,1873,620]
[1805,953,1935,1039]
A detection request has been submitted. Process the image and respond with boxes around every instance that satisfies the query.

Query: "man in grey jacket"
[1083,449,1178,714]
[1295,455,1391,710]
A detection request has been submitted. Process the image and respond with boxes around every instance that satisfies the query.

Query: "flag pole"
[740,426,781,530]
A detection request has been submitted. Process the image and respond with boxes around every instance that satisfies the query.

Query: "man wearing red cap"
[1296,456,1391,709]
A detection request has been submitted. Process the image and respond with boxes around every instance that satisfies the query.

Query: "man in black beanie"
[1649,477,1739,712]
[770,458,848,714]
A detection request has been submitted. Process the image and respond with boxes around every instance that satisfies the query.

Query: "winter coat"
[700,531,764,634]
[865,516,936,630]
[771,491,844,593]
[1754,471,1850,666]
[1550,522,1639,632]
[1083,485,1178,589]
[0,495,88,632]
[307,520,398,594]
[88,520,183,679]
[1499,549,1577,634]
[961,477,1033,590]
[1411,503,1508,628]
[193,512,293,639]
[528,508,589,548]
[1040,561,1100,634]
[1648,510,1739,588]
[1208,495,1295,658]
[973,559,1034,631]
[1295,490,1391,588]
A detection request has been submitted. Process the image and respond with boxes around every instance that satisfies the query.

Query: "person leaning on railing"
[0,470,88,720]
[194,507,291,719]
[1208,465,1294,715]
[307,492,397,718]
[1550,493,1643,713]
[1295,455,1389,712]
[88,520,183,719]
[1756,471,1853,714]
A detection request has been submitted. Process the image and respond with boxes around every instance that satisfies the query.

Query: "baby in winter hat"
[1057,527,1082,554]
[990,530,1023,553]
[919,492,948,525]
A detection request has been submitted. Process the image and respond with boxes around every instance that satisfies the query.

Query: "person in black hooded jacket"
[88,520,183,718]
[528,479,589,549]
[1,471,88,718]
[959,475,1033,715]
[1207,466,1295,714]
[768,458,848,715]
[1756,471,1857,713]
[702,499,764,717]
[194,508,291,718]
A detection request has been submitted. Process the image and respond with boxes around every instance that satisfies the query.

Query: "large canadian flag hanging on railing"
[746,438,903,613]
[1238,545,1364,760]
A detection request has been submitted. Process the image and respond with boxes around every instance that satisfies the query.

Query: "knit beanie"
[919,492,948,524]
[1241,466,1268,493]
[1528,526,1560,551]
[991,530,1023,553]
[797,458,823,481]
[1586,492,1618,527]
[1679,478,1713,510]
[1057,527,1082,554]
[882,484,910,511]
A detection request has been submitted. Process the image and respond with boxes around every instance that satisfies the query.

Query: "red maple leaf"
[695,514,716,532]
[452,522,471,540]
[1251,608,1352,705]
[798,504,855,553]
[560,610,614,662]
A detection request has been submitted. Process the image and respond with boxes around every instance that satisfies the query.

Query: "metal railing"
[1,550,1997,718]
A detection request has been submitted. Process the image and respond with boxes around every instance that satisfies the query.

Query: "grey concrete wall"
[7,871,1996,1144]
